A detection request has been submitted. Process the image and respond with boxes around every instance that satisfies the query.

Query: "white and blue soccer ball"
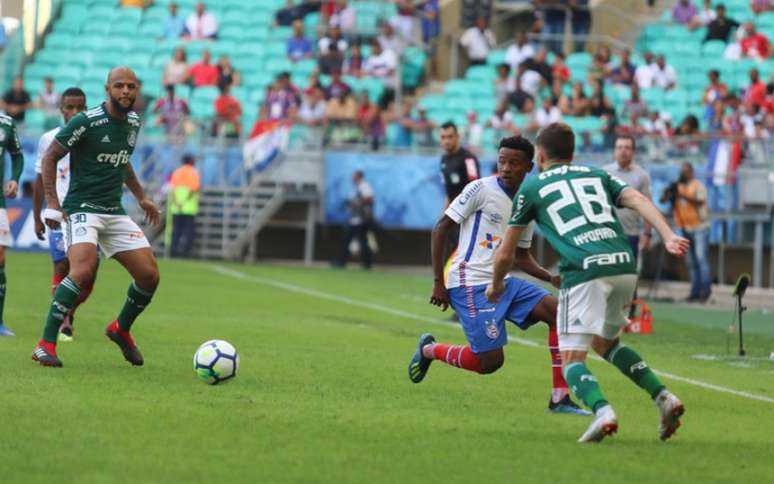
[193,340,239,385]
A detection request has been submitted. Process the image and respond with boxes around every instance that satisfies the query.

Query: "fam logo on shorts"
[485,319,499,339]
[479,233,500,249]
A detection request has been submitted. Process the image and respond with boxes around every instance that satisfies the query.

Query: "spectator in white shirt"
[486,100,520,135]
[460,16,496,66]
[528,96,562,131]
[634,51,657,89]
[651,55,677,90]
[517,62,543,97]
[462,111,484,154]
[378,22,405,57]
[329,0,357,36]
[688,0,716,30]
[363,39,398,86]
[184,2,218,40]
[505,31,535,73]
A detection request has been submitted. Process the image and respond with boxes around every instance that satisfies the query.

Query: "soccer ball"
[193,340,239,385]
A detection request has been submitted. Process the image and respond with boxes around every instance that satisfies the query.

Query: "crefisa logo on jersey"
[96,150,131,167]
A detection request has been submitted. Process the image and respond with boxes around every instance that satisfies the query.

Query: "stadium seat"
[210,41,239,59]
[53,18,82,35]
[265,57,293,75]
[81,22,111,35]
[142,6,169,22]
[125,52,153,71]
[24,109,47,130]
[486,49,507,66]
[466,65,495,81]
[44,32,75,50]
[701,41,726,57]
[219,25,245,42]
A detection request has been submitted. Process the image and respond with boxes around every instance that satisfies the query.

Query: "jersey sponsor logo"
[129,231,145,239]
[573,227,618,246]
[101,135,111,143]
[0,129,5,143]
[90,118,109,127]
[96,150,131,167]
[457,180,483,205]
[582,251,632,270]
[128,117,141,128]
[489,212,503,224]
[80,202,122,212]
[479,233,500,249]
[538,164,591,180]
[127,130,137,147]
[66,126,86,147]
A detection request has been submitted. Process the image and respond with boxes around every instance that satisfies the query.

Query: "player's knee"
[54,260,69,277]
[479,353,505,374]
[139,266,160,290]
[591,336,618,357]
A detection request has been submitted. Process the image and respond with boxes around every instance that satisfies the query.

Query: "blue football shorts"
[448,278,550,354]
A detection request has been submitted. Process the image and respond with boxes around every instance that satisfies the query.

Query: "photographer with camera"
[662,162,711,302]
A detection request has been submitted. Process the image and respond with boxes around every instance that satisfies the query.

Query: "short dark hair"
[615,134,636,150]
[440,121,457,132]
[61,87,86,99]
[535,122,575,161]
[182,154,195,165]
[498,135,534,161]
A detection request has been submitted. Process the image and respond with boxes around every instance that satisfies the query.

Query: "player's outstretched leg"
[563,360,618,443]
[528,295,591,415]
[408,333,436,383]
[106,248,160,366]
[601,340,684,440]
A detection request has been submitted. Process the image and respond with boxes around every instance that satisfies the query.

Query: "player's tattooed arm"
[429,215,455,311]
[487,225,524,302]
[41,140,68,208]
[513,248,558,288]
[125,164,161,225]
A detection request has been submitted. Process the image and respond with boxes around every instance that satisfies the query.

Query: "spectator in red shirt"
[740,22,771,59]
[213,83,242,138]
[551,51,570,86]
[745,68,767,108]
[188,50,219,87]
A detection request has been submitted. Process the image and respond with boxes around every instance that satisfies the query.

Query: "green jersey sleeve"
[54,112,90,151]
[603,170,631,207]
[509,179,537,226]
[6,121,23,182]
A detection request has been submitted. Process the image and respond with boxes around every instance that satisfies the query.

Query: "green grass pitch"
[1,253,773,483]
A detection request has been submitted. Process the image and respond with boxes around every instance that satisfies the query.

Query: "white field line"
[209,265,774,405]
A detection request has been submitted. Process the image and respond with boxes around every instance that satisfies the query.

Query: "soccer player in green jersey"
[488,123,690,443]
[0,113,24,337]
[32,67,161,367]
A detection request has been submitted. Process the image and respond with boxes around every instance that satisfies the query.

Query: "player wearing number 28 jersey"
[489,123,691,443]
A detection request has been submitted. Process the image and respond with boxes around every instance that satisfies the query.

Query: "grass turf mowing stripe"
[209,264,774,405]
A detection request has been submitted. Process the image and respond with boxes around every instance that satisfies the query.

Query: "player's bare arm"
[487,225,525,302]
[513,247,560,288]
[429,215,454,311]
[41,140,69,230]
[32,174,45,240]
[125,164,161,226]
[618,187,689,256]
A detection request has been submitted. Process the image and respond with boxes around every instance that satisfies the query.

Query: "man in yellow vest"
[168,154,200,258]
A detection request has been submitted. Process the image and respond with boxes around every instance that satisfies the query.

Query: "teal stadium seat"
[142,6,169,22]
[110,22,139,37]
[53,17,83,35]
[45,32,74,50]
[24,109,47,130]
[265,57,293,75]
[81,22,110,36]
[486,49,507,66]
[466,65,496,81]
[125,52,152,71]
[219,25,245,42]
[702,41,726,57]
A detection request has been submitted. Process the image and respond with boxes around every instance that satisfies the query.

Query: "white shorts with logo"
[64,212,150,258]
[557,274,637,352]
[0,209,11,247]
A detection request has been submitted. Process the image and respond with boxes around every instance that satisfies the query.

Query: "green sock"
[605,343,666,399]
[43,277,80,343]
[563,362,609,413]
[0,266,6,324]
[117,282,155,331]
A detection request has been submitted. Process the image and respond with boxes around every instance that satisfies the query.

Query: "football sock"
[604,343,666,399]
[73,279,94,312]
[563,362,609,413]
[43,276,81,343]
[548,325,569,401]
[117,281,156,331]
[0,266,6,324]
[430,343,482,373]
[51,272,65,295]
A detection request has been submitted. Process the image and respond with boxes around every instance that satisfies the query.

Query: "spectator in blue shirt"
[420,0,439,43]
[161,2,187,40]
[287,19,313,61]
